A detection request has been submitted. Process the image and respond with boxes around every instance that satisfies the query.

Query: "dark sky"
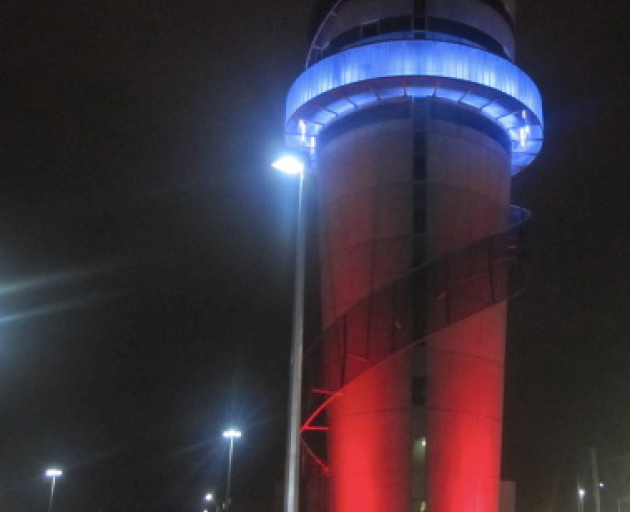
[0,1,629,512]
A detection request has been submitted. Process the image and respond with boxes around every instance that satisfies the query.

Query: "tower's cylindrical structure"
[283,2,543,512]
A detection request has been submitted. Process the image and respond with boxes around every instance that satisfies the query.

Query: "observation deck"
[285,0,544,174]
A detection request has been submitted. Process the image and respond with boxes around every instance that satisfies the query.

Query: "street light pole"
[44,468,62,512]
[205,492,220,512]
[222,428,242,511]
[578,486,586,512]
[591,448,602,512]
[272,154,308,512]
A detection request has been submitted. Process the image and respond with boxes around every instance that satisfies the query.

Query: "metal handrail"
[300,205,530,473]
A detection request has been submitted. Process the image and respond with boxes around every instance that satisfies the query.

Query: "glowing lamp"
[45,468,63,512]
[222,429,242,439]
[272,155,305,176]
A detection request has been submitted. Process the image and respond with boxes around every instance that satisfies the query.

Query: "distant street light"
[222,428,242,511]
[272,152,308,512]
[578,487,586,512]
[44,468,62,512]
[205,492,220,512]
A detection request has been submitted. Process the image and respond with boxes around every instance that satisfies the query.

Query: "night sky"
[0,1,629,512]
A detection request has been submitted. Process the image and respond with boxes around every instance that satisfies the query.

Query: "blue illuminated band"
[285,40,544,174]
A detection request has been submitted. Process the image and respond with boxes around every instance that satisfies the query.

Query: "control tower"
[282,1,543,512]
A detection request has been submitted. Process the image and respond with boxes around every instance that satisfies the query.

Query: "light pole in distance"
[44,468,62,512]
[578,487,586,512]
[205,492,220,512]
[222,428,242,511]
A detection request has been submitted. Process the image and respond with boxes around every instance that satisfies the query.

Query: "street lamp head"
[272,155,305,176]
[222,429,242,439]
[579,488,586,498]
[205,493,214,502]
[45,469,62,478]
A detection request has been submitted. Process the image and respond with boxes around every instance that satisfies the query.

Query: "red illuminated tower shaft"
[282,1,543,512]
[318,101,510,512]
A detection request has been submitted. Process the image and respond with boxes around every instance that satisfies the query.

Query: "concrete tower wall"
[316,100,511,512]
[318,108,414,512]
[421,106,511,512]
[318,114,413,328]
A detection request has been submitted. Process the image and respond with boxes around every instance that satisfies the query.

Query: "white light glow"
[45,468,62,478]
[222,428,242,439]
[205,493,213,501]
[272,155,305,176]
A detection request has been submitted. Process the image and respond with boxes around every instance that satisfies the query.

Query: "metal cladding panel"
[379,85,406,99]
[407,85,438,97]
[425,303,507,512]
[435,87,467,102]
[317,113,414,512]
[500,113,523,130]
